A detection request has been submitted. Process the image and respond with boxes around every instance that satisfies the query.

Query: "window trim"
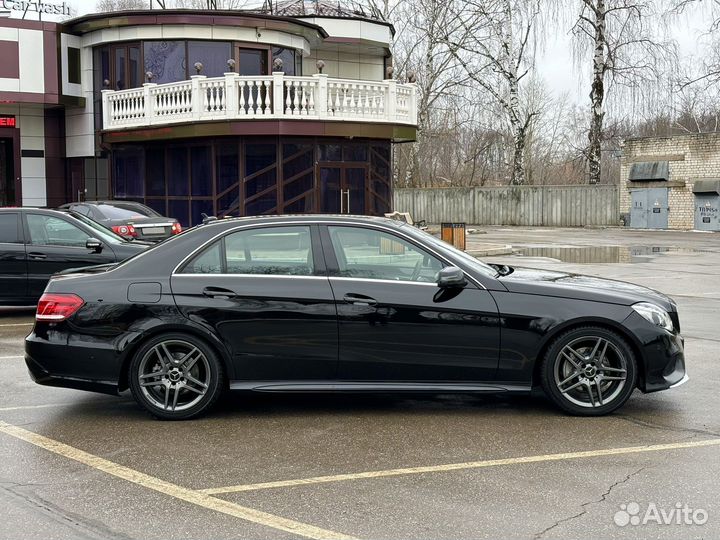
[175,223,325,277]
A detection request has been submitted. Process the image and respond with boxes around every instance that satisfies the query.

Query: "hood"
[498,266,676,312]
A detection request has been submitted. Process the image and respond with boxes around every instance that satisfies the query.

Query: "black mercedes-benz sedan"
[25,215,687,420]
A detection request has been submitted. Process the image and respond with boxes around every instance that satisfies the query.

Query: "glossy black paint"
[0,207,148,304]
[25,215,686,401]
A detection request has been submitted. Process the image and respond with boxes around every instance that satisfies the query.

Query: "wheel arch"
[117,322,234,392]
[530,317,646,389]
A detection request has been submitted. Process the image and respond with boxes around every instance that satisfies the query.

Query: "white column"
[408,83,418,124]
[272,72,284,117]
[101,89,112,128]
[143,83,156,125]
[224,72,238,118]
[314,73,328,119]
[385,79,397,122]
[190,75,206,121]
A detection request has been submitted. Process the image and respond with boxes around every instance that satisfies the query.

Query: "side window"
[181,226,314,276]
[328,226,443,282]
[0,214,20,244]
[27,214,89,247]
[182,241,223,274]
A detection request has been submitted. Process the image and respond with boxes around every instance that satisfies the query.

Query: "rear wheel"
[128,333,224,420]
[540,326,637,416]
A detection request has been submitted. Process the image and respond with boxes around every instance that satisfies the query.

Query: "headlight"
[632,302,673,332]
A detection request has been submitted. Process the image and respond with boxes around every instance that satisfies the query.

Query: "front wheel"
[128,333,224,420]
[540,326,637,416]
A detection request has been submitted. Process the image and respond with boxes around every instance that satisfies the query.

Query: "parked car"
[59,201,182,242]
[25,215,686,420]
[0,207,149,305]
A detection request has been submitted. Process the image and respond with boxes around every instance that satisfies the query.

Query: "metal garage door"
[693,180,720,231]
[631,188,668,229]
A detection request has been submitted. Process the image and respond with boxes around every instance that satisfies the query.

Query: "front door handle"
[202,286,237,299]
[28,252,47,260]
[343,293,377,306]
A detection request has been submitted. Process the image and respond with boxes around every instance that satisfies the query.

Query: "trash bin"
[441,222,466,251]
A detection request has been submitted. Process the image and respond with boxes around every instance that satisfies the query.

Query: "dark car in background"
[59,201,182,242]
[25,215,687,420]
[0,207,148,305]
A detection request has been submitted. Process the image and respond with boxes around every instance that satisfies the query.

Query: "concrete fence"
[393,185,620,227]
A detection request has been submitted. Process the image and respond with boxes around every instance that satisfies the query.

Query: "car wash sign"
[2,0,71,16]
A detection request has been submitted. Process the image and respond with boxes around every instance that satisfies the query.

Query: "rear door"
[23,212,117,298]
[0,212,27,301]
[321,224,500,382]
[170,224,339,381]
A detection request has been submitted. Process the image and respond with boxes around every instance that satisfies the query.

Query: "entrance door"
[319,165,368,214]
[647,187,669,229]
[695,194,720,231]
[0,138,15,206]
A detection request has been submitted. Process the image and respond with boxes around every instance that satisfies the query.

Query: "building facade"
[0,5,417,226]
[620,133,720,231]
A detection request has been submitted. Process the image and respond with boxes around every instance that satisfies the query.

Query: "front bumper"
[623,311,687,393]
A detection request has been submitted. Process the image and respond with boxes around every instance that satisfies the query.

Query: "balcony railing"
[101,73,417,130]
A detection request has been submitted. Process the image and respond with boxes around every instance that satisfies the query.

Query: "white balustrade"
[102,73,417,130]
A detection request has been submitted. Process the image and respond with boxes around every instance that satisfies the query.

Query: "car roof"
[197,214,405,231]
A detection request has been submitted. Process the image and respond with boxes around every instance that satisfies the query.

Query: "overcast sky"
[7,0,712,106]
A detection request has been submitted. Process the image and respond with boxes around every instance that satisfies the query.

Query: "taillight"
[171,222,182,234]
[112,224,137,237]
[36,293,85,322]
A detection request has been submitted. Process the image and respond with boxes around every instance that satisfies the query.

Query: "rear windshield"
[95,204,148,220]
[102,202,161,218]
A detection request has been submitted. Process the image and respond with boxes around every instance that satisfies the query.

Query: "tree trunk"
[588,0,606,185]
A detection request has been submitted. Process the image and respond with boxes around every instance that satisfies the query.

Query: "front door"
[23,213,117,298]
[170,224,338,381]
[695,194,720,231]
[647,187,669,229]
[0,212,27,301]
[321,224,500,382]
[319,165,367,214]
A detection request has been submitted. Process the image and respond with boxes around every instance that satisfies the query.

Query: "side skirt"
[229,381,531,394]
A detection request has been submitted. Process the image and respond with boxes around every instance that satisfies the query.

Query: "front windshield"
[407,225,499,278]
[66,212,127,245]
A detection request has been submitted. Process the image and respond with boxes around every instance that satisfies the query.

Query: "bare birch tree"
[443,0,543,185]
[570,0,673,184]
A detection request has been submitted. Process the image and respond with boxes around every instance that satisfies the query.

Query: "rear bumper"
[25,329,122,395]
[25,354,119,395]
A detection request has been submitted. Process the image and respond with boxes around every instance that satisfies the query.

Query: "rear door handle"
[202,286,237,299]
[343,293,377,306]
[28,252,47,260]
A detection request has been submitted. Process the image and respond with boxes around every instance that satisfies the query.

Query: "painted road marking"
[0,403,69,412]
[199,438,720,495]
[0,421,356,540]
[0,323,32,327]
[0,356,23,360]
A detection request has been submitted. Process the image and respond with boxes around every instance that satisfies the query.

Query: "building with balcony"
[0,2,417,225]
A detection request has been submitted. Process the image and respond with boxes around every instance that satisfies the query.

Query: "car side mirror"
[437,266,467,288]
[86,237,103,253]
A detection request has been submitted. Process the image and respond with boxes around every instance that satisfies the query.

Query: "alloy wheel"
[137,339,211,412]
[553,336,628,408]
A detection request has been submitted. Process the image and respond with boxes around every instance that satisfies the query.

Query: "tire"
[128,333,224,420]
[540,326,637,416]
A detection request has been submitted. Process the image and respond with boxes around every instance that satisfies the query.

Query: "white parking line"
[0,355,23,360]
[0,403,69,412]
[0,421,356,540]
[199,438,720,495]
[0,323,32,327]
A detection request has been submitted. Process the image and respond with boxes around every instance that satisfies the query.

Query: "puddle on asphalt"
[513,245,701,264]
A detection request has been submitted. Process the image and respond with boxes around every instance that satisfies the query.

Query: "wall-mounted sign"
[0,115,16,127]
[1,0,71,16]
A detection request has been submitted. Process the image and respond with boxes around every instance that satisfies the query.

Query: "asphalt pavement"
[0,226,718,539]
